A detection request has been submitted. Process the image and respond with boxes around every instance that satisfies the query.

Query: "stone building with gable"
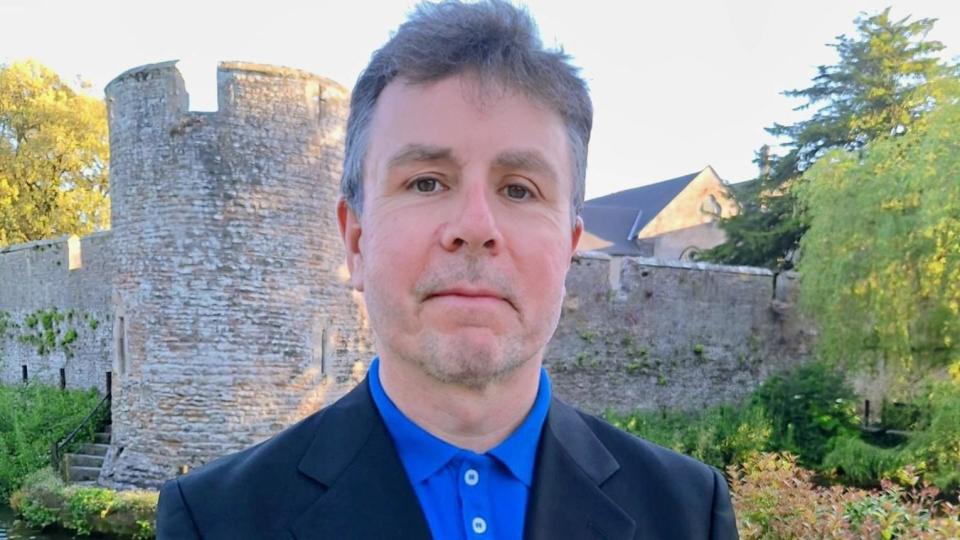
[579,166,738,260]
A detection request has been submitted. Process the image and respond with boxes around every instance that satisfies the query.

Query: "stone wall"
[0,233,114,394]
[546,253,814,413]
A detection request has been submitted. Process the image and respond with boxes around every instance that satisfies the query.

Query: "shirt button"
[472,517,487,534]
[464,468,479,486]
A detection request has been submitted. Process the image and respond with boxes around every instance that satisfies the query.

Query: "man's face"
[338,74,582,389]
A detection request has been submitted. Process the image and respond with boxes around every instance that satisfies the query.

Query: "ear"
[337,198,364,292]
[569,215,584,256]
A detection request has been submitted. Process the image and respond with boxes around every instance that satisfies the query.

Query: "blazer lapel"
[287,379,432,540]
[525,399,636,540]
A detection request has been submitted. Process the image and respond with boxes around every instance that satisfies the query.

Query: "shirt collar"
[368,357,552,487]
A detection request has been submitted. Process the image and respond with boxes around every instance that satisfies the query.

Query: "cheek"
[513,232,571,309]
[362,213,429,291]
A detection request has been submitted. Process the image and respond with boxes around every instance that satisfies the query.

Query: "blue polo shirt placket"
[457,455,493,537]
[368,357,552,540]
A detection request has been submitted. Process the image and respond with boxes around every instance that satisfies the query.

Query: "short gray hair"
[340,0,592,222]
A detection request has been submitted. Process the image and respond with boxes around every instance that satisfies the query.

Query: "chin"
[411,332,533,390]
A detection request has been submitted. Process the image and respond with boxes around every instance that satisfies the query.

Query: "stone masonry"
[547,253,813,412]
[100,61,371,489]
[0,233,114,393]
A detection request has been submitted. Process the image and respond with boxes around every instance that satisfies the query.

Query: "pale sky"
[2,0,958,198]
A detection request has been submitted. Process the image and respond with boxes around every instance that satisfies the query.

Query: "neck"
[377,355,542,453]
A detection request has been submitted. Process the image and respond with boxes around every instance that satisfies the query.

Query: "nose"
[440,184,503,254]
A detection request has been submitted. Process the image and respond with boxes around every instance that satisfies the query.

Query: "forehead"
[365,74,572,178]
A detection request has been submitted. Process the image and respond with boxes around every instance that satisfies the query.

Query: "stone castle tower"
[100,61,372,488]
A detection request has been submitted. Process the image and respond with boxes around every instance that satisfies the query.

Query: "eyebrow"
[387,144,455,169]
[492,149,558,181]
[385,144,559,183]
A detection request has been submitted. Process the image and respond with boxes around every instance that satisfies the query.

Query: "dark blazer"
[157,377,739,539]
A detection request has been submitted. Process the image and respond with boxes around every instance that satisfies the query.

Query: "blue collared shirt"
[368,357,552,540]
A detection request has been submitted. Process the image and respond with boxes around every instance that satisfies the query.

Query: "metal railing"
[860,398,915,439]
[50,390,111,480]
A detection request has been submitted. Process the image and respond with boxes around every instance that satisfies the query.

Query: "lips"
[425,286,516,311]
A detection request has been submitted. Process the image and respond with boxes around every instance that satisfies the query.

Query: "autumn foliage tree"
[0,60,109,249]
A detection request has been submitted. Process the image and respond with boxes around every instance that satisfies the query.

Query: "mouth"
[426,287,516,311]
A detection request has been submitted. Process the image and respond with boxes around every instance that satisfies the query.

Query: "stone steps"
[67,453,104,468]
[64,425,111,485]
[76,443,110,456]
[66,465,101,482]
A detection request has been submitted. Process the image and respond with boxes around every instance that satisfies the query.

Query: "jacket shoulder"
[540,401,739,538]
[569,408,738,538]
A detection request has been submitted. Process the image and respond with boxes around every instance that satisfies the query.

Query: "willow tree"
[0,60,109,248]
[796,80,960,374]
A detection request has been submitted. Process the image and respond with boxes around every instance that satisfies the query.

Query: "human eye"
[503,183,534,201]
[408,176,445,194]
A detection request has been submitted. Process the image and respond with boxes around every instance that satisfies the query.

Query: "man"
[157,1,738,538]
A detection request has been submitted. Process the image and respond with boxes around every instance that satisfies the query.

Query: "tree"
[0,60,109,249]
[697,146,806,268]
[701,8,956,270]
[795,79,960,373]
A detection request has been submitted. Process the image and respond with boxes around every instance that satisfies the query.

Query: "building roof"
[581,171,700,255]
[580,206,647,255]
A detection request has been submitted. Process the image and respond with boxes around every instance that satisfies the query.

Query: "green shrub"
[18,496,59,529]
[752,361,860,466]
[684,404,773,469]
[10,466,158,538]
[65,487,116,535]
[842,489,926,539]
[10,466,66,529]
[816,381,960,495]
[606,409,688,452]
[823,436,906,487]
[606,402,771,470]
[903,382,960,493]
[0,383,106,500]
[607,362,958,495]
[881,400,923,430]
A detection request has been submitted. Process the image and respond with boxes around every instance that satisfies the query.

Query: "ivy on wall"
[0,311,13,340]
[0,308,102,359]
